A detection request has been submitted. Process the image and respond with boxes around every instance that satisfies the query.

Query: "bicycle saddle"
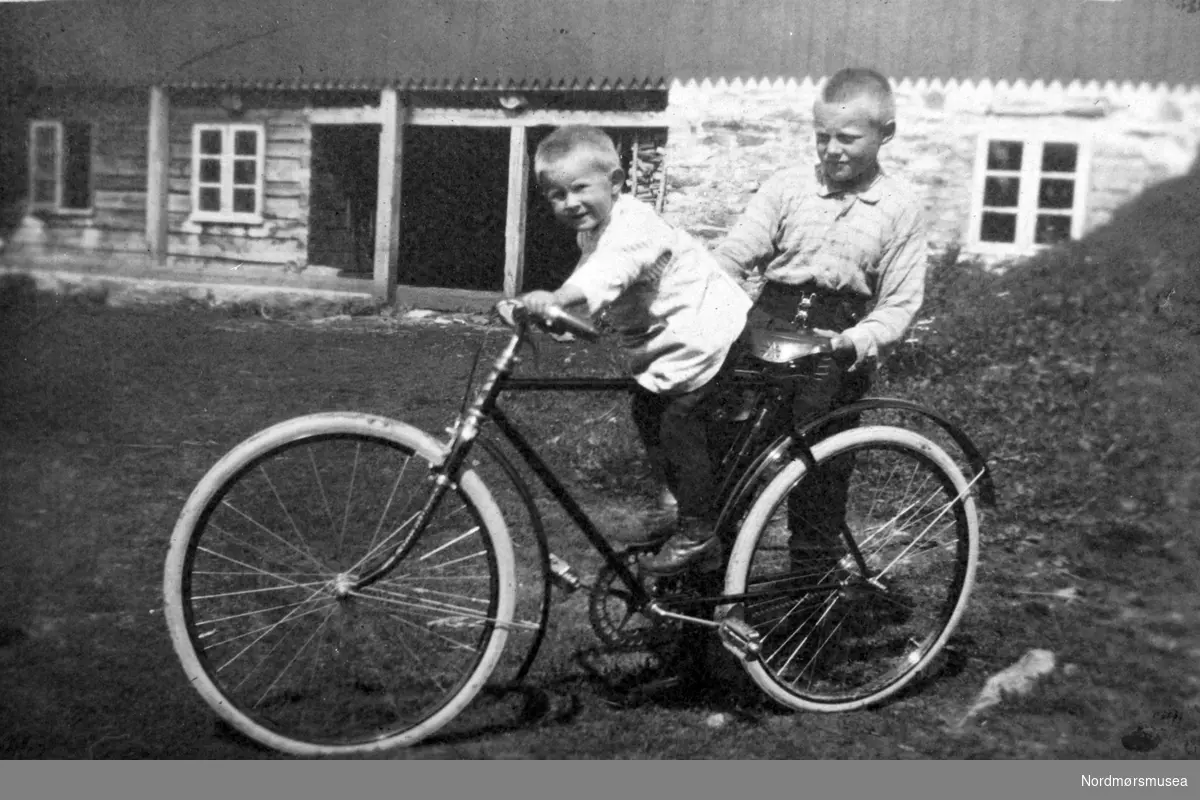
[745,328,832,365]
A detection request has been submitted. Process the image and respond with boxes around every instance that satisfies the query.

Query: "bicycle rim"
[725,426,978,711]
[163,413,516,756]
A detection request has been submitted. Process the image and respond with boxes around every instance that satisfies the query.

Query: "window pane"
[33,179,57,204]
[983,176,1020,207]
[199,158,221,183]
[1041,142,1078,173]
[234,130,258,156]
[1038,178,1075,210]
[233,159,256,186]
[986,141,1023,171]
[35,148,58,172]
[233,188,257,214]
[62,123,91,209]
[1035,214,1072,245]
[34,126,57,151]
[980,211,1017,243]
[199,129,222,155]
[199,187,221,211]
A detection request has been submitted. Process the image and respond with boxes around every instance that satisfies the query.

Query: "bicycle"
[163,300,993,757]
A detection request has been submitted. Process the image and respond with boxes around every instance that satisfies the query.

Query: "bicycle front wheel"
[163,412,517,757]
[724,425,979,712]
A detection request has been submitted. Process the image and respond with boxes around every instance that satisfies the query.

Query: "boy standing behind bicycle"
[519,125,751,577]
[712,67,929,569]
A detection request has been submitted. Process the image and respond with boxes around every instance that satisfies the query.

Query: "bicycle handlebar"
[495,299,601,342]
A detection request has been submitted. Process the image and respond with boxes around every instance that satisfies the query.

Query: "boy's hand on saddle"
[812,328,854,355]
[813,327,861,371]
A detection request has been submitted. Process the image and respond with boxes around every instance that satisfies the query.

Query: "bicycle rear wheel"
[163,413,516,757]
[724,426,978,712]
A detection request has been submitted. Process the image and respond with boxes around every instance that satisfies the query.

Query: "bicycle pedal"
[717,612,761,662]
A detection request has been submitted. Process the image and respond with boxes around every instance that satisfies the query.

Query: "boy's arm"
[711,173,788,283]
[840,208,928,371]
[562,219,666,315]
[518,286,588,319]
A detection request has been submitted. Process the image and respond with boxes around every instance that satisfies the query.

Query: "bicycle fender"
[794,397,997,507]
[715,433,818,537]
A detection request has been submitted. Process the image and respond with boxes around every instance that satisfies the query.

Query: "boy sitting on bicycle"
[712,67,929,571]
[519,125,752,577]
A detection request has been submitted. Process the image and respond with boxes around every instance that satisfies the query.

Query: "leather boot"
[607,488,680,548]
[643,517,722,577]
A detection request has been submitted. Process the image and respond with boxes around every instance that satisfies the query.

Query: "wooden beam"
[306,106,381,125]
[503,125,529,298]
[145,86,169,265]
[373,89,405,302]
[408,107,672,129]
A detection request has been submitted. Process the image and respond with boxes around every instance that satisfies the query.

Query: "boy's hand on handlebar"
[518,290,559,319]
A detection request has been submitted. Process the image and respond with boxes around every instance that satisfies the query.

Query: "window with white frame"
[28,120,93,213]
[968,135,1090,253]
[191,124,265,223]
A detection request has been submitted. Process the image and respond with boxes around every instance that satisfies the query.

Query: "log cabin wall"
[166,96,312,270]
[12,88,150,257]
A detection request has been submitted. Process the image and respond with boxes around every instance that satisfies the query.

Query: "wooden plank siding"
[15,91,150,255]
[3,1,1198,92]
[165,107,310,267]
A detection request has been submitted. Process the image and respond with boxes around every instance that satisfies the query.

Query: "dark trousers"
[748,286,871,558]
[779,366,870,558]
[630,380,721,522]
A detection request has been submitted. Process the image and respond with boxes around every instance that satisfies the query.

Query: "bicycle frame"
[354,312,996,631]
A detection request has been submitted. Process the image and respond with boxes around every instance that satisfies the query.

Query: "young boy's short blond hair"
[533,125,622,179]
[819,67,895,128]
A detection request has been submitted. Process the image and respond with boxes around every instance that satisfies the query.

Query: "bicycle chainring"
[587,551,712,649]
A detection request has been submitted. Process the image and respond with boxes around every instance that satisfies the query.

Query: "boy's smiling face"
[813,94,894,188]
[538,150,622,232]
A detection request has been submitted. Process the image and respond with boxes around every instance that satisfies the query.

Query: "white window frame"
[967,131,1091,255]
[190,123,265,224]
[28,120,94,215]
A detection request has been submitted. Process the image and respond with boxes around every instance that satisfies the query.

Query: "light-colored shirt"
[564,194,751,394]
[712,165,927,369]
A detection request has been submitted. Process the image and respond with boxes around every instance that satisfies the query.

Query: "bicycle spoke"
[366,454,413,559]
[218,501,329,574]
[168,424,515,754]
[258,464,315,562]
[731,431,978,709]
[254,605,339,709]
[337,441,361,560]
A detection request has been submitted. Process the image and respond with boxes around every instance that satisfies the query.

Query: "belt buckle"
[791,293,815,328]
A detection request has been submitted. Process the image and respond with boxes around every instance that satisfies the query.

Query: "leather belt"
[753,282,867,332]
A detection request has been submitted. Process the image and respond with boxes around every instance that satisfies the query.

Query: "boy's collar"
[813,164,884,203]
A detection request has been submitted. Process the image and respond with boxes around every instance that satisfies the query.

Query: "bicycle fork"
[352,328,526,594]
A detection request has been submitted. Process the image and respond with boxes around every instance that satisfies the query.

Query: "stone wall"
[658,77,1200,259]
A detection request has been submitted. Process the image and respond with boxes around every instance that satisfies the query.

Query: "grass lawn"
[2,170,1199,759]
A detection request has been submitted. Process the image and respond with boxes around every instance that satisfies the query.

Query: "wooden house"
[1,0,1198,307]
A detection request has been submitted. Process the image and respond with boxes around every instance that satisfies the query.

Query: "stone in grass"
[953,648,1056,732]
[1120,724,1163,753]
[705,712,731,729]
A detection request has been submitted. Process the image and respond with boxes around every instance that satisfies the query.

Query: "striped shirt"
[712,165,927,369]
[564,194,751,394]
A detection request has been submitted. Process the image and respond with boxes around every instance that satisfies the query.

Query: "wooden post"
[630,135,640,199]
[503,125,529,297]
[145,86,169,266]
[373,88,405,302]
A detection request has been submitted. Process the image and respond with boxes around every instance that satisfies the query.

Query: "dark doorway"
[399,126,508,290]
[308,124,380,275]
